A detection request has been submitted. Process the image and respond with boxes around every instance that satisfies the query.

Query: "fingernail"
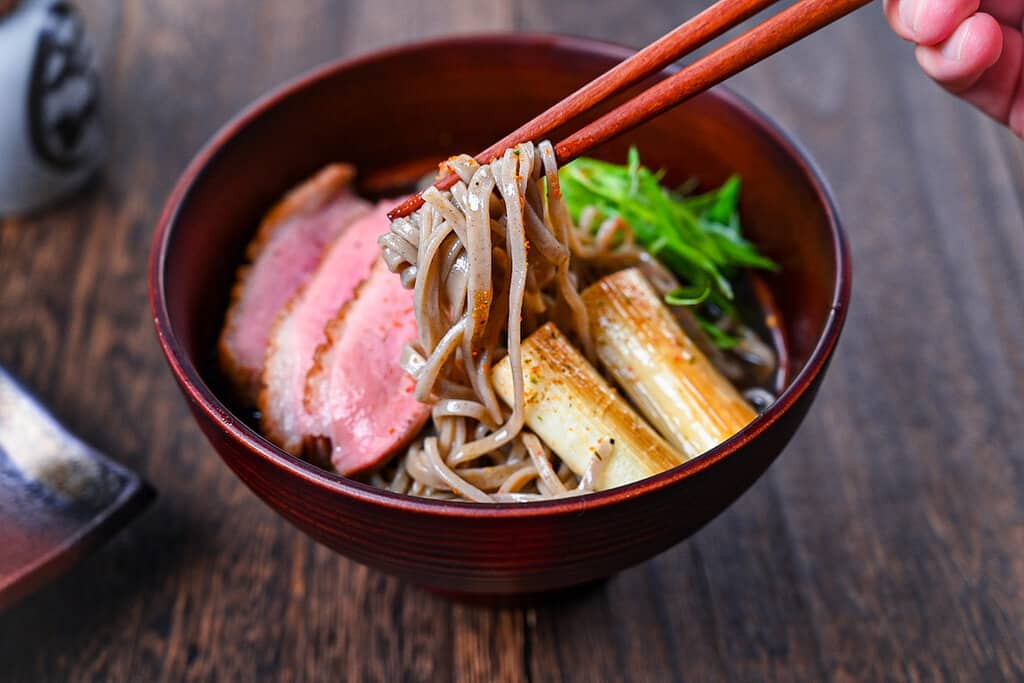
[899,0,920,37]
[942,18,971,59]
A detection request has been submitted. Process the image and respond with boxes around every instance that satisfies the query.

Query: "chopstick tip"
[388,194,423,221]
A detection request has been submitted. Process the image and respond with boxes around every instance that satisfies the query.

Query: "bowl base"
[421,577,609,607]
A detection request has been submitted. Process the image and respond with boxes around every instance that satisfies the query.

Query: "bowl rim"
[150,31,851,519]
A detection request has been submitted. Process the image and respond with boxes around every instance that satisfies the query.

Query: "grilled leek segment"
[581,268,757,458]
[491,322,685,491]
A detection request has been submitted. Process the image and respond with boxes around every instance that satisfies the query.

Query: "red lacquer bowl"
[150,34,850,597]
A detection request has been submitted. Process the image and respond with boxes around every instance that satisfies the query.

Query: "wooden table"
[3,1,1023,681]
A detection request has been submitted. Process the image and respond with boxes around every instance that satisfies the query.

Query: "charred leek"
[582,268,757,458]
[491,322,686,491]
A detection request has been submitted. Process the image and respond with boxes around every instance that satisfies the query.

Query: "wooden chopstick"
[555,0,873,162]
[387,0,779,220]
[388,0,872,220]
[470,0,780,182]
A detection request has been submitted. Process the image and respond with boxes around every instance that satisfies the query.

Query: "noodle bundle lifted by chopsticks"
[379,140,764,503]
[379,141,644,502]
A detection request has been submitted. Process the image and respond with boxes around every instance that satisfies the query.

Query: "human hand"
[884,0,1023,136]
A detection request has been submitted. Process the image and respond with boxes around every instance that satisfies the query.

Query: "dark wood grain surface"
[1,1,1022,681]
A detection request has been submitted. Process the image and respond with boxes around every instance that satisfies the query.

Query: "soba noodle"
[378,141,637,502]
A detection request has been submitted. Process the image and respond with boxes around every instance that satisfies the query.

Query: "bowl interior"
[157,35,841,499]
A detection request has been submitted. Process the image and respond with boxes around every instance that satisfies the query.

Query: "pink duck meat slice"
[218,164,370,402]
[260,201,397,454]
[305,258,429,475]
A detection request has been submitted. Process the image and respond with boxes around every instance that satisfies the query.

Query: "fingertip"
[912,0,980,45]
[885,0,918,41]
[915,13,1003,91]
[956,13,1003,68]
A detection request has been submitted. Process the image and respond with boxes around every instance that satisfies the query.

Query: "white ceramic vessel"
[0,0,104,216]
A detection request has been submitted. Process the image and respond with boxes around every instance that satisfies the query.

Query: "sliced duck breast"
[218,164,370,402]
[305,258,429,475]
[260,202,395,454]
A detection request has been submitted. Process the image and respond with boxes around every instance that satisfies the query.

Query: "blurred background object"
[0,0,104,216]
[0,367,154,611]
[0,0,145,612]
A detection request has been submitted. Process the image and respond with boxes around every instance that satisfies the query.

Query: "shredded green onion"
[559,148,777,347]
